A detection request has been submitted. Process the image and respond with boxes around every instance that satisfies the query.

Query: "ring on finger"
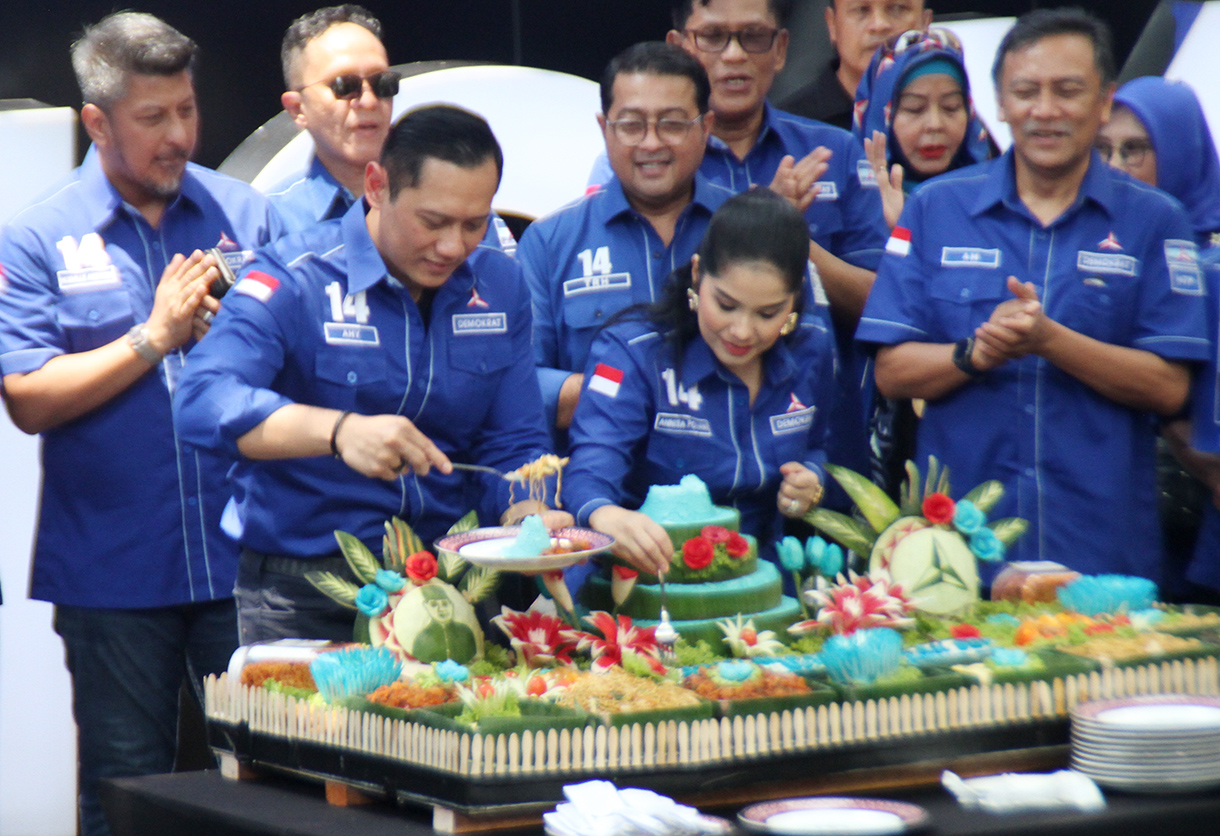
[198,310,214,324]
[787,498,801,514]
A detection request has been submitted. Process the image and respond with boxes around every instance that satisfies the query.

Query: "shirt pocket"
[315,347,389,411]
[561,285,635,361]
[1051,273,1134,346]
[56,288,135,353]
[449,333,515,376]
[926,269,1010,339]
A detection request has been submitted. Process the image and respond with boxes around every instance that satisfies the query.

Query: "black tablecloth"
[101,769,1220,836]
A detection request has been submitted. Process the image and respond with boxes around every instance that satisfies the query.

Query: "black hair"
[614,188,808,368]
[991,7,1116,89]
[671,0,794,29]
[380,105,503,198]
[281,4,383,89]
[72,12,197,110]
[600,42,711,115]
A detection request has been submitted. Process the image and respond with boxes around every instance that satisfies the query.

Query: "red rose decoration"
[701,525,731,543]
[681,536,715,570]
[725,532,750,558]
[405,550,438,584]
[949,623,981,639]
[922,493,956,524]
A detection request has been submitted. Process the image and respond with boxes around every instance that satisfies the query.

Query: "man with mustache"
[0,12,275,836]
[520,42,731,447]
[857,9,1207,579]
[268,5,517,252]
[779,0,931,130]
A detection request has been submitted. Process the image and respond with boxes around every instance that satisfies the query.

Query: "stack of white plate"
[1070,694,1220,793]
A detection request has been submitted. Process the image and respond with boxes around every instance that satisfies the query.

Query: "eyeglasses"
[683,26,780,54]
[1094,139,1153,166]
[606,114,705,145]
[299,70,401,101]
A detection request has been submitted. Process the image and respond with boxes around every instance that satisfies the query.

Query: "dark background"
[0,1,1160,171]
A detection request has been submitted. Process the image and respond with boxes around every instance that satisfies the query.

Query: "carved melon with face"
[389,580,483,664]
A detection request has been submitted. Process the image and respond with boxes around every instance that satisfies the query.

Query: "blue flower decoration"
[355,583,390,618]
[970,527,1005,562]
[953,499,985,535]
[822,543,844,577]
[805,536,826,572]
[717,660,756,682]
[777,535,805,572]
[985,613,1021,627]
[434,660,470,683]
[991,647,1028,667]
[375,568,406,593]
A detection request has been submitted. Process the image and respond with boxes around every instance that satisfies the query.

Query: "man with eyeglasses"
[268,6,517,252]
[780,0,931,130]
[0,12,276,836]
[520,42,732,449]
[857,10,1207,579]
[667,0,889,496]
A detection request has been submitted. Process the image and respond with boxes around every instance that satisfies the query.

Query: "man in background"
[0,13,275,835]
[779,0,931,129]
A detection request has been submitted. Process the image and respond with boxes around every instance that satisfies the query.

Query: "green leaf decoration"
[439,551,467,585]
[924,456,941,499]
[460,565,500,603]
[334,530,380,584]
[936,467,951,497]
[382,520,406,573]
[304,570,359,608]
[962,480,1005,514]
[824,463,899,533]
[805,508,877,557]
[900,460,923,515]
[447,511,480,535]
[989,517,1030,546]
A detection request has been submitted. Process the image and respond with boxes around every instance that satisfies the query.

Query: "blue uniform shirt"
[518,173,732,434]
[1187,246,1220,590]
[266,154,518,254]
[174,199,554,556]
[857,151,1209,577]
[565,316,836,562]
[0,151,276,608]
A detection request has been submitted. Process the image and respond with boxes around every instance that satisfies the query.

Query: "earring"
[779,312,798,336]
[687,287,699,311]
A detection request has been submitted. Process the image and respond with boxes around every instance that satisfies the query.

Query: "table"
[101,769,1220,836]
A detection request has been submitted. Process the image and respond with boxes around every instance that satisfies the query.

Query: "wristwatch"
[127,323,164,365]
[952,336,982,377]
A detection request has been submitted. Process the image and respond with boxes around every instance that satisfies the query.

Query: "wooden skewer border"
[205,655,1220,779]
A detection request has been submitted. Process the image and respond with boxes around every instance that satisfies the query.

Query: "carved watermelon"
[389,580,484,664]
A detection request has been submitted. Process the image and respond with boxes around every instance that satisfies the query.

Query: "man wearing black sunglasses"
[268,6,396,234]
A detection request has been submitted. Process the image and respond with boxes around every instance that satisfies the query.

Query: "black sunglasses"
[300,70,401,101]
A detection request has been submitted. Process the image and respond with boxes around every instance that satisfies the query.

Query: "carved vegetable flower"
[701,525,731,543]
[922,493,956,525]
[491,606,580,668]
[374,568,406,592]
[576,611,665,674]
[717,614,785,657]
[952,499,985,535]
[970,527,1005,562]
[725,532,750,558]
[803,570,916,635]
[355,583,390,618]
[405,551,438,584]
[611,565,639,607]
[682,536,714,570]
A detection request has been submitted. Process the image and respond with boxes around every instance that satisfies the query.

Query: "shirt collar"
[76,145,203,229]
[339,198,477,300]
[679,327,799,389]
[971,148,1116,221]
[602,171,721,224]
[706,101,781,157]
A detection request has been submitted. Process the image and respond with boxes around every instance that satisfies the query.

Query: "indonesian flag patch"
[588,363,623,398]
[234,270,280,303]
[886,226,912,257]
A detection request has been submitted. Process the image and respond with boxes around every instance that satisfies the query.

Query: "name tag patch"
[56,266,122,293]
[452,312,507,335]
[653,412,713,437]
[770,406,816,435]
[857,159,878,188]
[1164,239,1203,295]
[324,322,380,346]
[941,247,1001,269]
[221,249,253,273]
[563,272,631,297]
[1076,251,1136,277]
[813,181,839,201]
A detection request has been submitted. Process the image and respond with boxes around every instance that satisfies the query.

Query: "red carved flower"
[701,525,731,543]
[682,536,714,570]
[405,551,438,584]
[725,532,750,558]
[950,623,982,639]
[922,493,956,524]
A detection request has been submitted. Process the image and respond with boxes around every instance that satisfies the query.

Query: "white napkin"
[942,769,1106,814]
[543,780,726,836]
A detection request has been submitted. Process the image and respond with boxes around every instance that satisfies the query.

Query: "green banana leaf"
[805,507,877,557]
[824,463,899,533]
[304,570,359,608]
[335,530,380,584]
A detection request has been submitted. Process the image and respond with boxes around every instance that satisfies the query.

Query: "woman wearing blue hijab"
[853,28,992,229]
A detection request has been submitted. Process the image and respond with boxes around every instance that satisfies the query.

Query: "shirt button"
[88,309,100,321]
[182,443,193,453]
[653,251,662,258]
[347,371,358,384]
[1024,467,1035,478]
[959,288,971,299]
[187,496,198,507]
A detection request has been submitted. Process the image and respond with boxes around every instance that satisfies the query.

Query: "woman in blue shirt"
[563,189,837,575]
